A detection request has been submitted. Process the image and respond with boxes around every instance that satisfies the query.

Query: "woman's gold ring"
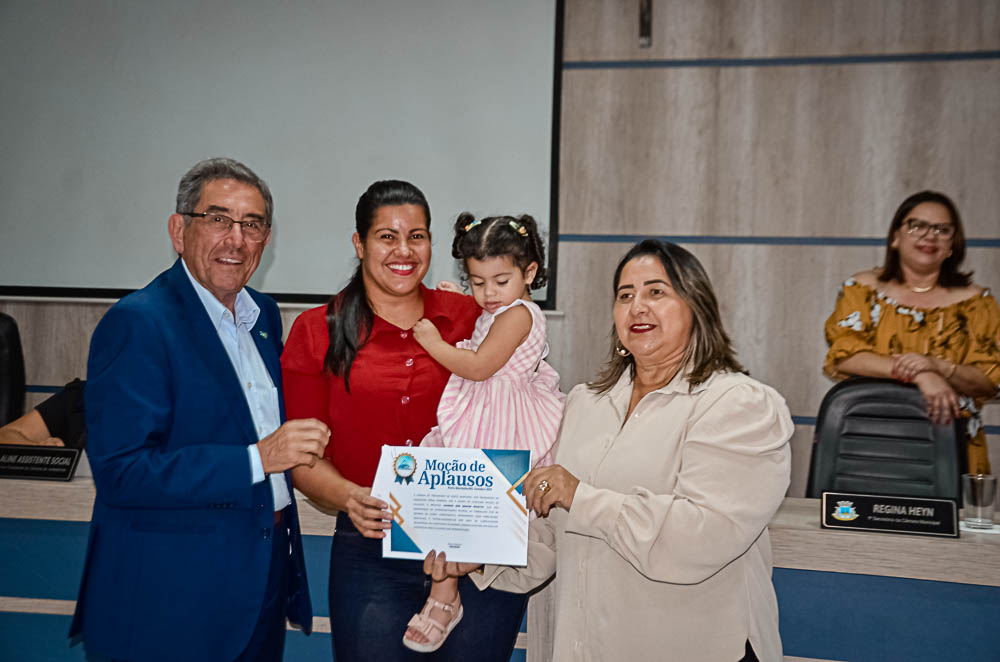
[537,479,551,494]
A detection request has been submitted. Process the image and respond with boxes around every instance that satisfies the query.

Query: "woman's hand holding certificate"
[523,465,580,517]
[345,487,392,539]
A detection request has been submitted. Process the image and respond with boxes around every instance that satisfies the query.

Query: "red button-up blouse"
[281,285,480,486]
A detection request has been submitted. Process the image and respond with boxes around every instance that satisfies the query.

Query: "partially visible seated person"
[824,191,1000,473]
[0,379,85,448]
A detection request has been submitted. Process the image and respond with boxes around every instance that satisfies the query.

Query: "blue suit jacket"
[70,259,312,661]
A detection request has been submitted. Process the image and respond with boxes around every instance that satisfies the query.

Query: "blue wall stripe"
[0,519,89,601]
[565,50,1000,70]
[0,615,517,662]
[0,613,88,661]
[5,520,1000,662]
[0,615,526,662]
[26,385,63,394]
[559,233,1000,248]
[774,568,1000,661]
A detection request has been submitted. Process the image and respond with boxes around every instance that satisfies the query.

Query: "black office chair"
[0,312,27,426]
[806,377,964,501]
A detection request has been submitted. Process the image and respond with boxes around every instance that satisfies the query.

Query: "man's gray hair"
[175,157,274,224]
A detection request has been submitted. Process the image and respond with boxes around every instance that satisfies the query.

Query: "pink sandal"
[402,595,464,653]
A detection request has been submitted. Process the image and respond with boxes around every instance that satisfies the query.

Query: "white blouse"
[475,368,793,662]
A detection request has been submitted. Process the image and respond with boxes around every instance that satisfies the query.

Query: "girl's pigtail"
[517,214,548,289]
[452,212,477,259]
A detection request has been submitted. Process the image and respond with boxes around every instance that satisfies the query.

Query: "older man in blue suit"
[70,158,329,661]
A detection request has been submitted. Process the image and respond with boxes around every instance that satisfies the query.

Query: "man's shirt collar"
[180,257,260,331]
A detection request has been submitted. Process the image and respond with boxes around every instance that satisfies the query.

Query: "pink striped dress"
[421,299,565,467]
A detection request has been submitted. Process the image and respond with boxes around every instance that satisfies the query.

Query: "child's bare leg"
[404,576,462,646]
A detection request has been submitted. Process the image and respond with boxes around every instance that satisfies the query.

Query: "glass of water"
[962,474,997,530]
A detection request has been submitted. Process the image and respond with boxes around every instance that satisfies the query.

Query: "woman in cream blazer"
[433,239,792,662]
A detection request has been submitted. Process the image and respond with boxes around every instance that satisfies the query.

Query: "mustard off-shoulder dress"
[824,279,1000,474]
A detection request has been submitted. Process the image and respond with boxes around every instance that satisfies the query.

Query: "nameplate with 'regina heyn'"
[821,491,959,538]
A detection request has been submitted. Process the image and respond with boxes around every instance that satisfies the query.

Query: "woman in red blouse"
[281,180,528,662]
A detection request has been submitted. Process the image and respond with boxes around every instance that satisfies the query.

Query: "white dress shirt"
[181,259,291,512]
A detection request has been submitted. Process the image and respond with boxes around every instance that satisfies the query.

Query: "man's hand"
[258,418,329,474]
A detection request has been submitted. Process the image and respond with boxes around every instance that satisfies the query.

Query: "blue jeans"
[329,513,527,662]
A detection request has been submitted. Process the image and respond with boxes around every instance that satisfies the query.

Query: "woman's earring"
[616,341,631,357]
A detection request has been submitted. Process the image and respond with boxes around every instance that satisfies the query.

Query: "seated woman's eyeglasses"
[905,218,955,239]
[185,212,271,241]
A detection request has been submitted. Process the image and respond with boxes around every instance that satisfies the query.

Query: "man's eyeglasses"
[184,212,271,242]
[904,218,955,239]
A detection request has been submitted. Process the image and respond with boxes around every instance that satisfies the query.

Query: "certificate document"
[371,445,530,566]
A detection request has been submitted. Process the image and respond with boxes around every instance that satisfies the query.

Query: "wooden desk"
[3,482,999,661]
[7,483,996,585]
[771,497,1000,587]
[0,479,521,661]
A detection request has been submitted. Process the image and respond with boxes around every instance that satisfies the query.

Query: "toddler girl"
[404,212,565,652]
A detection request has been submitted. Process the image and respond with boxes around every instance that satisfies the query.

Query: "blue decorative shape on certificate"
[391,520,422,553]
[482,449,531,495]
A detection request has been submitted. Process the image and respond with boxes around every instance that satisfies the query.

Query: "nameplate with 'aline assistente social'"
[0,445,81,481]
[821,492,959,538]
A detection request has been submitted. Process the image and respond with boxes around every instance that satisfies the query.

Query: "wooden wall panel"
[0,300,108,387]
[6,284,993,497]
[788,426,814,498]
[564,0,1000,61]
[1,1,997,503]
[553,240,1000,497]
[565,245,903,395]
[555,243,999,407]
[280,304,314,340]
[558,1,1000,500]
[560,62,1000,237]
[0,298,314,418]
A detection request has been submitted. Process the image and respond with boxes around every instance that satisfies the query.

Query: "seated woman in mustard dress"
[824,190,1000,474]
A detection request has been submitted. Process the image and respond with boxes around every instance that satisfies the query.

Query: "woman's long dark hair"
[878,190,972,287]
[323,180,431,391]
[589,240,743,394]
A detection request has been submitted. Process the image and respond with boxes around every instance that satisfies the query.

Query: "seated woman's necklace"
[909,283,935,293]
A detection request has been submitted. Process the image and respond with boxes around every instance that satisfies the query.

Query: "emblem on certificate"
[393,452,417,484]
[371,445,530,566]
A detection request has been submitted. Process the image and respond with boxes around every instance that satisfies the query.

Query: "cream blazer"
[475,369,793,662]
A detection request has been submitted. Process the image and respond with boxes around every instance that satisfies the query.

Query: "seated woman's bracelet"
[944,361,959,379]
